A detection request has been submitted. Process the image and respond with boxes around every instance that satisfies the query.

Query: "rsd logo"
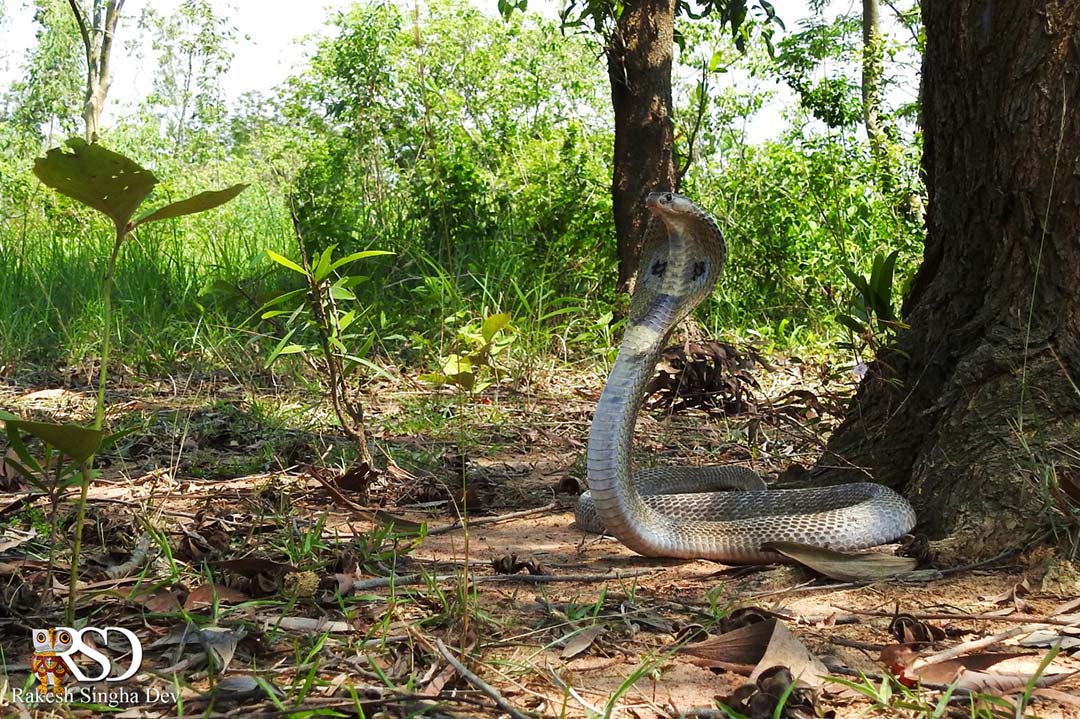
[31,626,143,693]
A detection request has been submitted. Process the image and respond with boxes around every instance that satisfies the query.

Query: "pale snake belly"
[578,192,916,563]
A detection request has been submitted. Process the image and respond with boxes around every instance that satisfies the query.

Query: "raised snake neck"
[581,192,916,563]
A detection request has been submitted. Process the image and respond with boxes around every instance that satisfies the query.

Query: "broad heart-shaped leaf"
[132,184,248,227]
[441,354,472,376]
[33,138,158,233]
[2,417,104,462]
[481,313,511,344]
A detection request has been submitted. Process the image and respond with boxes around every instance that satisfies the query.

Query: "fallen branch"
[835,607,1080,628]
[912,625,1044,668]
[352,568,656,591]
[425,501,559,535]
[435,640,532,719]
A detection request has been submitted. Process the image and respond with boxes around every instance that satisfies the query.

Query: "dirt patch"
[1,367,1078,717]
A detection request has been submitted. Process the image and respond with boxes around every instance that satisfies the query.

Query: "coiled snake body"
[577,192,916,563]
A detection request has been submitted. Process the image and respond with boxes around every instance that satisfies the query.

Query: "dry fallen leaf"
[184,582,250,609]
[561,626,604,660]
[909,652,1033,685]
[127,586,185,613]
[762,541,918,581]
[681,617,829,687]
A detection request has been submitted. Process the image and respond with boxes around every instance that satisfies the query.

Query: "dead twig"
[912,625,1043,668]
[426,501,559,535]
[435,639,533,719]
[352,568,657,591]
[835,607,1080,628]
[545,663,605,716]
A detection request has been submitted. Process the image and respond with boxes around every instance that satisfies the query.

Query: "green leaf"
[257,288,307,315]
[344,354,396,382]
[312,244,338,283]
[1,413,44,476]
[354,332,375,358]
[481,313,511,344]
[335,275,370,290]
[441,354,472,376]
[418,372,450,385]
[33,138,158,233]
[267,250,308,276]
[869,251,899,321]
[3,417,103,462]
[327,250,395,274]
[329,286,356,301]
[836,314,866,335]
[451,372,476,392]
[133,184,248,227]
[840,265,872,303]
[265,328,302,368]
[338,310,358,332]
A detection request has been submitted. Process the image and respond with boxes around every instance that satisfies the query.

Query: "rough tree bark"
[608,0,677,294]
[817,1,1080,559]
[67,0,124,142]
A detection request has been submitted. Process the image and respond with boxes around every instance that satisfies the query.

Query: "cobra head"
[628,192,726,328]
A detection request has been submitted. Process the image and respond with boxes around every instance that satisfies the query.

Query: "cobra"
[577,192,916,563]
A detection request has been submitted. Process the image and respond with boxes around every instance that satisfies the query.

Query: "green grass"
[0,129,924,382]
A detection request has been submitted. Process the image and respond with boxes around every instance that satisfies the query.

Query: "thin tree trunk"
[67,0,124,142]
[608,0,677,294]
[861,0,885,162]
[816,0,1080,560]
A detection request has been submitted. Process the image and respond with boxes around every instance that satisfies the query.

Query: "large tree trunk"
[816,1,1080,561]
[608,0,677,294]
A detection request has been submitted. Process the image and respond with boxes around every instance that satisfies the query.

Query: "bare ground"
[1,358,1078,718]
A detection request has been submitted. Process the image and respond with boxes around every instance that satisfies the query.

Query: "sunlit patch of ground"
[1,362,1078,718]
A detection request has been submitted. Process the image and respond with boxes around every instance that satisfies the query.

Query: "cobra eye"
[693,261,706,280]
[650,260,667,276]
[664,192,673,203]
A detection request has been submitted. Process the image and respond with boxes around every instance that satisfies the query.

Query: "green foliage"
[681,134,923,345]
[260,245,393,373]
[836,250,907,355]
[137,0,236,159]
[2,0,84,144]
[420,312,515,393]
[776,6,922,136]
[282,0,614,348]
[17,138,245,622]
[0,0,926,375]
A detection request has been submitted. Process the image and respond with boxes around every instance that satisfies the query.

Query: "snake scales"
[577,192,916,563]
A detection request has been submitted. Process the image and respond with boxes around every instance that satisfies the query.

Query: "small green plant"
[259,211,393,471]
[837,250,908,359]
[420,312,515,394]
[4,138,245,622]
